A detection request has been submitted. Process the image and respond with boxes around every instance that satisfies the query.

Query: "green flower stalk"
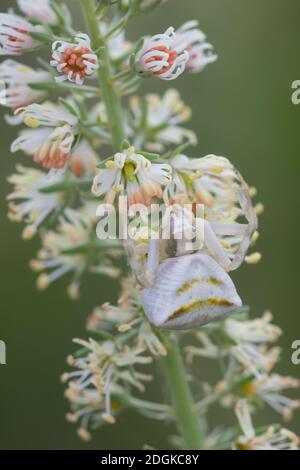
[1,0,299,450]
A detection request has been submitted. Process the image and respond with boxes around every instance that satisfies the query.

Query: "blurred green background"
[0,0,299,449]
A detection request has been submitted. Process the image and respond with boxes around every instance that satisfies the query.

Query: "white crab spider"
[142,252,242,329]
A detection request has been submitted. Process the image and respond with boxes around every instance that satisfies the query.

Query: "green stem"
[39,178,92,193]
[162,334,204,450]
[81,0,125,150]
[82,0,203,451]
[29,81,101,95]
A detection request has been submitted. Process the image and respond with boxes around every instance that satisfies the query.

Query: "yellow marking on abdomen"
[176,277,223,295]
[168,297,234,321]
[176,278,200,295]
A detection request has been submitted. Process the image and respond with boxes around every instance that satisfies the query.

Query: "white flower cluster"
[128,89,196,152]
[135,21,217,80]
[0,0,297,451]
[30,203,122,298]
[64,281,300,448]
[235,400,299,450]
[63,278,168,439]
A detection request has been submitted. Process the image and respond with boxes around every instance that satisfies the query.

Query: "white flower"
[0,60,50,109]
[11,102,79,169]
[7,164,63,240]
[97,22,132,62]
[50,33,98,85]
[185,331,222,362]
[87,278,140,332]
[138,321,167,356]
[204,427,237,451]
[168,154,258,271]
[11,127,74,170]
[63,336,152,432]
[108,30,132,61]
[65,385,118,442]
[242,374,300,420]
[235,400,299,450]
[231,344,280,377]
[14,101,78,127]
[225,312,282,375]
[0,13,37,55]
[69,140,99,177]
[172,21,217,73]
[129,89,196,152]
[136,27,189,80]
[87,302,137,332]
[98,21,131,63]
[17,0,57,25]
[224,312,282,344]
[185,311,282,374]
[87,278,166,356]
[92,146,171,206]
[31,203,121,295]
